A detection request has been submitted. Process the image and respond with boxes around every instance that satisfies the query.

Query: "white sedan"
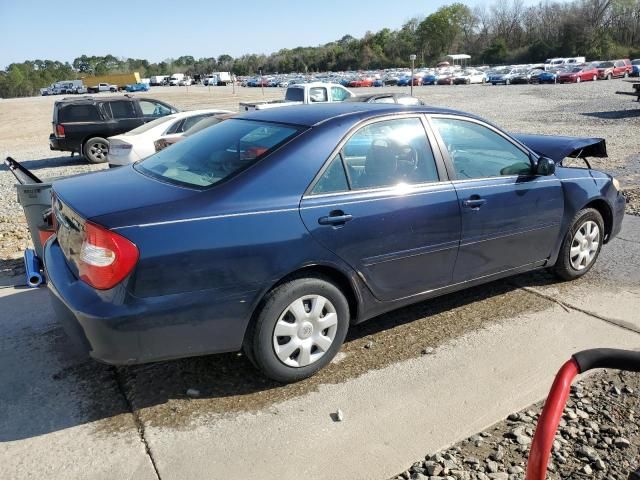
[453,70,487,84]
[107,109,231,166]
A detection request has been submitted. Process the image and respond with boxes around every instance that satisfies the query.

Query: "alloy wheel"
[88,141,108,162]
[570,220,600,271]
[272,295,338,368]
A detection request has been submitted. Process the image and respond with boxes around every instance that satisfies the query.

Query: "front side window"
[432,118,532,179]
[139,99,172,117]
[136,119,301,188]
[331,86,350,102]
[341,117,439,190]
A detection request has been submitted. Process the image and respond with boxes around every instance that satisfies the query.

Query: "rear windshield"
[135,119,302,188]
[285,87,305,102]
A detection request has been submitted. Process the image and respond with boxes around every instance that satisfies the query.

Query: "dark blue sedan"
[45,103,625,382]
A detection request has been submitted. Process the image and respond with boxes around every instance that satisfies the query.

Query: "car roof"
[55,95,163,105]
[237,103,469,127]
[344,93,413,103]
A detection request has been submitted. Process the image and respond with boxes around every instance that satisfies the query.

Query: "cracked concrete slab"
[519,215,640,331]
[0,287,158,480]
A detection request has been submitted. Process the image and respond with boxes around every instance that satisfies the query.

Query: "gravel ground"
[1,81,639,267]
[393,369,640,480]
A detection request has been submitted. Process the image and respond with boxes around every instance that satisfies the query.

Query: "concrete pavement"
[1,216,639,480]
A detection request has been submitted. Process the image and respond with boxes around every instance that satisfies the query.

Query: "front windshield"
[598,62,613,68]
[124,115,177,135]
[136,119,302,188]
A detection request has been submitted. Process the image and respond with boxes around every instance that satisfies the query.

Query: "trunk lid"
[512,134,607,163]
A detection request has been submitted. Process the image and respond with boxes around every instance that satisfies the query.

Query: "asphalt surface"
[1,216,639,480]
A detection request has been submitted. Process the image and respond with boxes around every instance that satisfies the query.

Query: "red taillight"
[78,222,139,290]
[56,124,65,138]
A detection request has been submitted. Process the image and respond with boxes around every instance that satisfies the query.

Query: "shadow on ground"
[0,270,558,441]
[581,109,640,120]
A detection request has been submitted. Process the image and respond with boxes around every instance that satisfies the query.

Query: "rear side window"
[285,88,305,102]
[180,114,213,132]
[136,119,301,188]
[108,101,137,119]
[312,155,349,194]
[57,104,100,122]
[309,87,328,103]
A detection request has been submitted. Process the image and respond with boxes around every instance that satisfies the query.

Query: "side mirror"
[536,156,556,176]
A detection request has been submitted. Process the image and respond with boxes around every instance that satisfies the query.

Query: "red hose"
[526,358,579,480]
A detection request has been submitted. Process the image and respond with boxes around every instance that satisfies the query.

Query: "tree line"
[2,0,640,98]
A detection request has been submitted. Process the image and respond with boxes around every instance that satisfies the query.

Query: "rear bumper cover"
[49,134,78,153]
[44,238,258,365]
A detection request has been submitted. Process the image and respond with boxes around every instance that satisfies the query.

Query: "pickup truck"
[87,82,118,93]
[48,96,179,163]
[239,82,354,111]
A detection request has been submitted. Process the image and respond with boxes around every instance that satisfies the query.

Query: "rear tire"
[593,75,597,82]
[551,208,604,281]
[576,77,581,83]
[83,137,109,164]
[244,276,350,383]
[607,73,612,80]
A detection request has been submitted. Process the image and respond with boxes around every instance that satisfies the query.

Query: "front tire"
[552,208,604,281]
[83,137,109,163]
[245,276,350,383]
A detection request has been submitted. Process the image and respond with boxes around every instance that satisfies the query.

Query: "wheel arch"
[242,262,363,349]
[583,198,613,242]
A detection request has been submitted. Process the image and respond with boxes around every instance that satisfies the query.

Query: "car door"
[429,115,564,283]
[104,100,144,136]
[299,115,461,302]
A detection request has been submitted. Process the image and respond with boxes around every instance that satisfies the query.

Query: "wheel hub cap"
[272,295,339,368]
[570,220,600,271]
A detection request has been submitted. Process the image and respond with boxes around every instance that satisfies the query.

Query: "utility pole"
[410,54,417,96]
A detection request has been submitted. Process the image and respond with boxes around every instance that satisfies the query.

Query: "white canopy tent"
[447,54,471,67]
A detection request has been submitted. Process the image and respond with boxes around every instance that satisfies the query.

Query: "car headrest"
[365,140,397,178]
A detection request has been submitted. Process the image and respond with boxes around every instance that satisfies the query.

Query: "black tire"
[624,72,629,78]
[505,79,510,85]
[83,137,109,164]
[244,275,350,383]
[551,208,604,281]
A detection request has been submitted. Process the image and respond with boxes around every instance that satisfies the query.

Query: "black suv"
[49,95,179,163]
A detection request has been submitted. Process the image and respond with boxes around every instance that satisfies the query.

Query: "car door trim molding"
[460,222,561,247]
[112,207,300,230]
[362,240,460,267]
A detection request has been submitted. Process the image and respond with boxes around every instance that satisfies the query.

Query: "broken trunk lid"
[512,134,607,163]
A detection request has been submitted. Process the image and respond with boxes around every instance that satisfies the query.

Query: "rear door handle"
[318,210,353,226]
[463,197,487,209]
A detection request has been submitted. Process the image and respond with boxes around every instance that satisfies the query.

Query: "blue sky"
[1,0,553,68]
